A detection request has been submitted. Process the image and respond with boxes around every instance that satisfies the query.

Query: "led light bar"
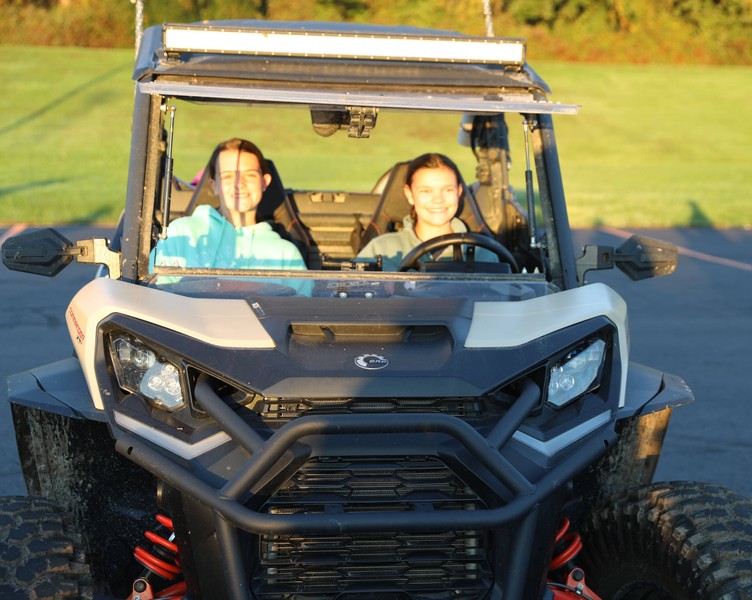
[162,24,526,66]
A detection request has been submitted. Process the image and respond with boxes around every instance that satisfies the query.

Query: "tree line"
[1,0,750,64]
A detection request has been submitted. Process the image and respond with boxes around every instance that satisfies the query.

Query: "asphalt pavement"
[0,225,750,497]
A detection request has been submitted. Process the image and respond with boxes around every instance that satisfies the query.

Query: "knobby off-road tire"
[579,481,752,599]
[0,496,93,600]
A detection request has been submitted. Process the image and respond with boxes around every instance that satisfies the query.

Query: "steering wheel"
[397,232,519,273]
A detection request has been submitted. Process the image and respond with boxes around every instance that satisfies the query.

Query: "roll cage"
[118,20,581,290]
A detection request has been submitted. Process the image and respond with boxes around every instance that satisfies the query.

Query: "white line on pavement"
[0,224,28,247]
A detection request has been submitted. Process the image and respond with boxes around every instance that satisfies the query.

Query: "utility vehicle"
[3,19,752,600]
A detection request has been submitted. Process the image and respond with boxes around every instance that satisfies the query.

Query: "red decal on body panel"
[68,307,85,345]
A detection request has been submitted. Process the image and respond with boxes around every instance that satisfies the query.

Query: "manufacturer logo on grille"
[354,354,389,370]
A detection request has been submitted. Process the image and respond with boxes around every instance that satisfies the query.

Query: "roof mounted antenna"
[482,0,495,37]
[131,0,144,57]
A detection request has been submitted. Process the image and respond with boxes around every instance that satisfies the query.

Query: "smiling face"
[404,165,461,240]
[212,148,272,227]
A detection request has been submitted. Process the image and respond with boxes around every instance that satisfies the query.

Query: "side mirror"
[2,228,77,277]
[2,228,121,279]
[577,235,678,283]
[613,235,678,280]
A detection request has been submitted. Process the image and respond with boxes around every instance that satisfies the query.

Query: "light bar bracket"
[162,24,526,66]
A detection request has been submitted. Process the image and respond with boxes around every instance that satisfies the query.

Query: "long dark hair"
[405,153,462,187]
[207,138,269,180]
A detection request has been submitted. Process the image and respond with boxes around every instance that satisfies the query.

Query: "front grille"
[272,456,479,504]
[255,397,483,423]
[253,457,493,600]
[255,531,490,600]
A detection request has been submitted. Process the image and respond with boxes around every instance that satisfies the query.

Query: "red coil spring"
[549,517,583,572]
[155,581,187,599]
[134,514,182,581]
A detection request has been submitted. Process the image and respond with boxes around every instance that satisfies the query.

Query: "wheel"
[12,405,156,595]
[579,481,752,599]
[0,496,93,600]
[397,232,519,272]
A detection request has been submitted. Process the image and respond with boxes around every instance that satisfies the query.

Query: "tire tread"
[581,481,752,599]
[0,496,93,600]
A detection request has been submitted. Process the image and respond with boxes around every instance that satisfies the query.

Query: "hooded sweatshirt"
[151,205,306,271]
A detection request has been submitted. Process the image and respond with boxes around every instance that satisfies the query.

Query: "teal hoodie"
[150,205,306,271]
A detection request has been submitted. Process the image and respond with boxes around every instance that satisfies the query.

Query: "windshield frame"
[127,78,577,290]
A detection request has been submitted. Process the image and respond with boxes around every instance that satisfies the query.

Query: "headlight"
[109,334,186,411]
[547,338,606,408]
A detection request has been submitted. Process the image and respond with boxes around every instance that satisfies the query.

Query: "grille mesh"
[272,457,478,503]
[253,457,492,600]
[257,397,483,423]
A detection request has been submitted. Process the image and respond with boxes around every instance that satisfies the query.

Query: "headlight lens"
[547,338,606,408]
[109,334,186,411]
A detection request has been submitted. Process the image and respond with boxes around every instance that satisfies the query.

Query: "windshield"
[141,90,564,289]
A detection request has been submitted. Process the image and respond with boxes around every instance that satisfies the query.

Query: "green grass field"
[1,45,750,227]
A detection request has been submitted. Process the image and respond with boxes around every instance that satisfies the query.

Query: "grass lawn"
[542,61,752,228]
[1,45,750,228]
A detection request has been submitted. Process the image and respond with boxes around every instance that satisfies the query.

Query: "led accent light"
[547,339,606,408]
[110,335,186,411]
[162,24,526,66]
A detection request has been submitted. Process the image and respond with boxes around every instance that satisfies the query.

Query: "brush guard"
[116,378,616,600]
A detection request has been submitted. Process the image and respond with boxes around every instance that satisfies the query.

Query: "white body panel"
[466,282,629,407]
[67,278,628,411]
[66,277,274,410]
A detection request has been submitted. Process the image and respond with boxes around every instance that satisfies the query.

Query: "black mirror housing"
[577,234,678,283]
[614,235,678,281]
[1,228,77,277]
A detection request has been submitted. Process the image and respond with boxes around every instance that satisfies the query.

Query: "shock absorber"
[546,517,603,600]
[549,517,583,572]
[128,514,186,600]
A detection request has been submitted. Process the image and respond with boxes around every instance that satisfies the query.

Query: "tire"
[579,481,752,599]
[11,405,156,595]
[0,496,93,600]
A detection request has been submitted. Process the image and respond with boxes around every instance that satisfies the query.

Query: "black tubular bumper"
[118,425,613,536]
[116,382,616,600]
[115,378,617,536]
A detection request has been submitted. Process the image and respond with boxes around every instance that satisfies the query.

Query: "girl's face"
[212,149,272,222]
[404,165,461,231]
